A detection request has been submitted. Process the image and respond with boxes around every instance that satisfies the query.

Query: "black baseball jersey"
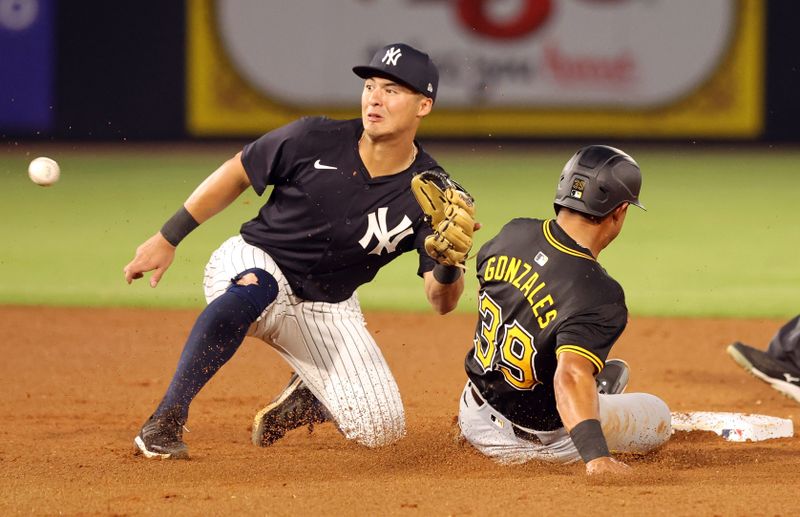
[240,117,438,303]
[465,218,628,431]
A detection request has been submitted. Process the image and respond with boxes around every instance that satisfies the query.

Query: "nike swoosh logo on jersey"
[314,159,337,170]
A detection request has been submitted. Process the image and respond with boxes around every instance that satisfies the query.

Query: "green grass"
[1,143,798,317]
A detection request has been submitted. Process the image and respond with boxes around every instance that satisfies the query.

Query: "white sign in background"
[216,0,734,109]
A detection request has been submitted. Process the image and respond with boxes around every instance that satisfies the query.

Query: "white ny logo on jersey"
[359,207,413,255]
[382,47,402,66]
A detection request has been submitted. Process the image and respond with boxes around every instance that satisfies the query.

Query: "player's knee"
[647,394,672,446]
[226,268,279,318]
[600,392,671,453]
[235,272,260,286]
[350,412,406,448]
[637,394,672,452]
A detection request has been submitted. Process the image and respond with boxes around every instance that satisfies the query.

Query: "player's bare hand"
[585,456,631,476]
[123,232,176,288]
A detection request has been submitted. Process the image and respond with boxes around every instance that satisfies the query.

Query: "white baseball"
[28,156,60,186]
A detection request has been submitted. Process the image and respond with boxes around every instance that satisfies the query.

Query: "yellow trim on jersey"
[542,220,595,261]
[556,345,604,372]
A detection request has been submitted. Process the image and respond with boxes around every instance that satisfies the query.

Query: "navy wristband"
[569,419,610,463]
[433,264,462,284]
[160,206,199,247]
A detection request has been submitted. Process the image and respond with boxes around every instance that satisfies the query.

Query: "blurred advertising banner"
[187,0,763,138]
[0,0,54,133]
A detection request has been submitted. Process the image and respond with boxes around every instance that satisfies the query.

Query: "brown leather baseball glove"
[410,169,476,267]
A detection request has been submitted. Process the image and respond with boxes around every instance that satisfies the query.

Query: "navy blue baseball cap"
[353,43,439,102]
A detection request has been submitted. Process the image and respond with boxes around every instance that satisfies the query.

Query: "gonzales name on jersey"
[465,218,629,431]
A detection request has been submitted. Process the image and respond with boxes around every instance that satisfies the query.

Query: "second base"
[671,411,794,442]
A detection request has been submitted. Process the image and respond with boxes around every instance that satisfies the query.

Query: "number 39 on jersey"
[473,292,541,390]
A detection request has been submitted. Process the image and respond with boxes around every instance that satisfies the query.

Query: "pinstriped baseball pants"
[203,235,405,447]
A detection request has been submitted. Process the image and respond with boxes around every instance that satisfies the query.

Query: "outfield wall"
[187,0,762,139]
[2,0,800,141]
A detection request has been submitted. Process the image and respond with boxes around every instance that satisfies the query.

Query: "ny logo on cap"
[382,47,402,66]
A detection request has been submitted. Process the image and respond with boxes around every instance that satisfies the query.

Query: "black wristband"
[433,264,462,284]
[569,419,610,463]
[160,206,199,247]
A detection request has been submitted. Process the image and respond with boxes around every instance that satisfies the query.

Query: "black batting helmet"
[553,145,645,218]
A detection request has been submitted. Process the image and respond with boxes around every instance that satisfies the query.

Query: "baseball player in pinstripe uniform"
[124,43,475,459]
[458,146,671,475]
[728,316,800,403]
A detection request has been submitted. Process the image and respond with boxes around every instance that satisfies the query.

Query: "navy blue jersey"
[465,218,628,431]
[240,117,438,302]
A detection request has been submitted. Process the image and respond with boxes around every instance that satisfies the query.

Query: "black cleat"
[252,373,331,447]
[727,342,800,403]
[596,358,630,395]
[133,406,189,460]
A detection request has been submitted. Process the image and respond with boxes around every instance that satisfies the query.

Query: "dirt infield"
[1,306,798,516]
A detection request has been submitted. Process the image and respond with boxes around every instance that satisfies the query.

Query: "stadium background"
[3,0,798,317]
[5,0,800,141]
[2,1,800,515]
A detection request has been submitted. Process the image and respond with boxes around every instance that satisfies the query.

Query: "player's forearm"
[423,270,464,314]
[554,354,615,465]
[158,154,251,248]
[553,361,601,430]
[184,152,252,224]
